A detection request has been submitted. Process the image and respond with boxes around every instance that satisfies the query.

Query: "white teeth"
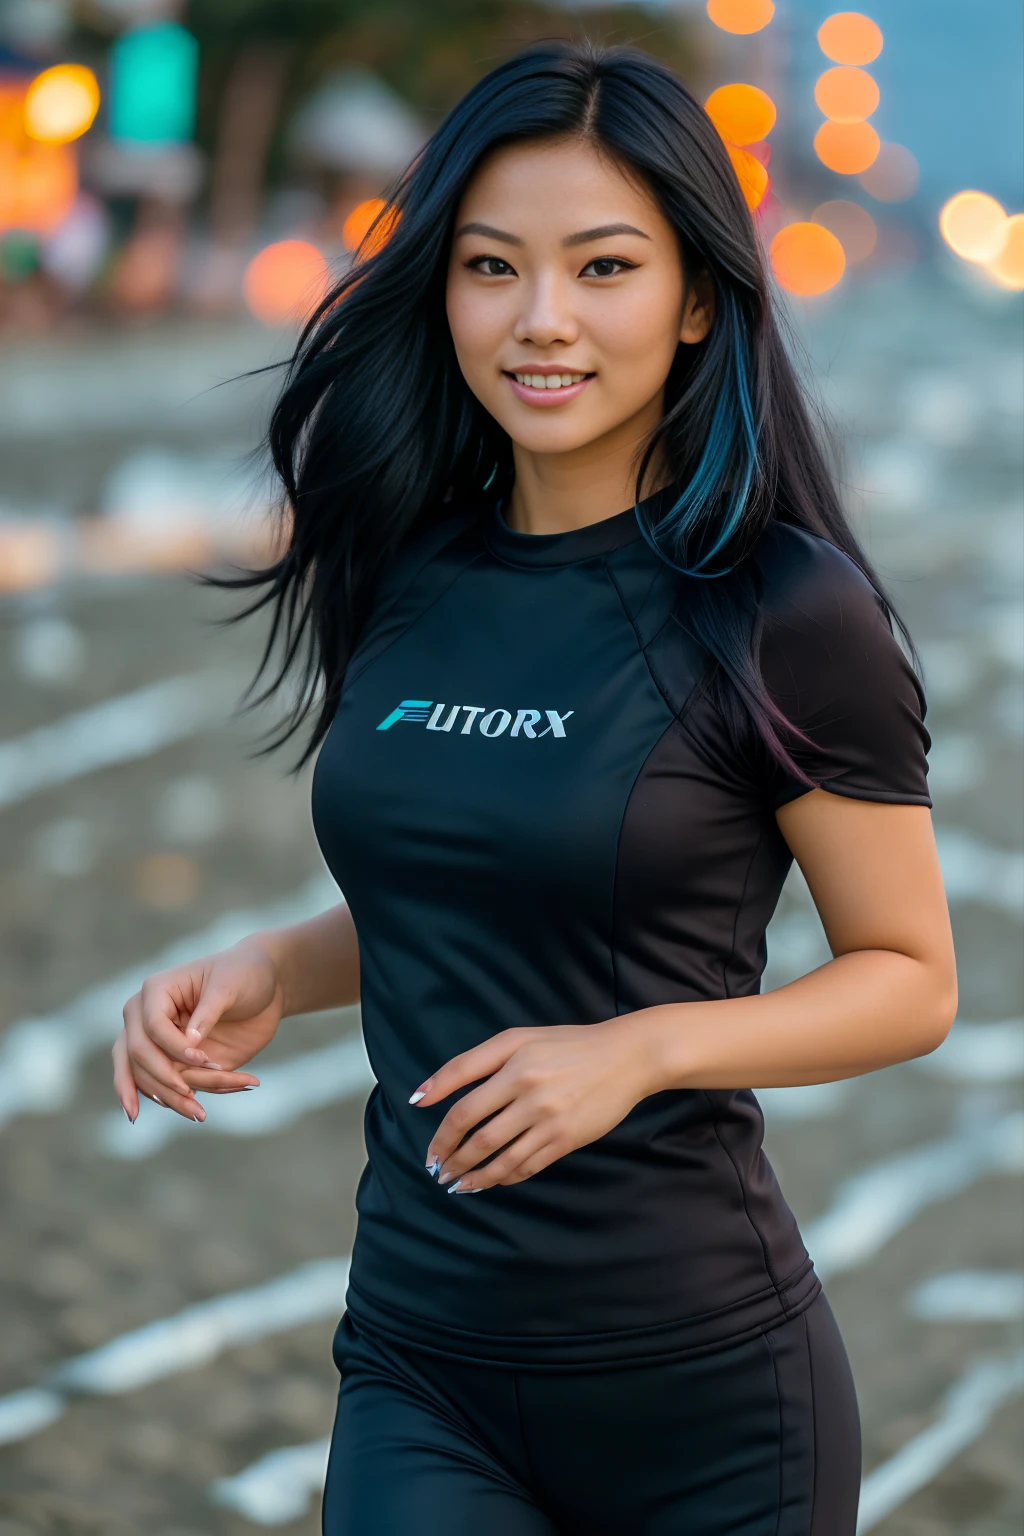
[513,372,587,388]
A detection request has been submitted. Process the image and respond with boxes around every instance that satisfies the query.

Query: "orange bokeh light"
[817,12,883,65]
[814,66,879,122]
[341,198,399,257]
[939,191,1008,262]
[985,213,1024,290]
[814,120,880,175]
[243,240,329,326]
[0,140,78,235]
[857,142,918,202]
[705,84,776,147]
[25,63,100,145]
[705,0,775,34]
[770,222,846,295]
[727,145,770,210]
[811,199,877,263]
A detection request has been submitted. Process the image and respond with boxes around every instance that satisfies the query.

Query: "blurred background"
[0,1,1021,1531]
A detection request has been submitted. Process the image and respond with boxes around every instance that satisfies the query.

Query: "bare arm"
[633,792,957,1092]
[250,900,360,1020]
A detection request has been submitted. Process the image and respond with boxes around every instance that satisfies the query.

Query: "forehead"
[454,136,666,235]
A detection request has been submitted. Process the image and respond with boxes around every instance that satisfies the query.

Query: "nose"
[512,271,579,350]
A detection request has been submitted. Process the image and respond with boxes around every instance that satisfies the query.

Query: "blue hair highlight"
[637,316,760,579]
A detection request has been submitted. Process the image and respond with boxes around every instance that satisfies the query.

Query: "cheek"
[446,279,506,384]
[587,275,684,374]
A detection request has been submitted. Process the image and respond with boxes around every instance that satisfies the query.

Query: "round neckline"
[483,486,671,568]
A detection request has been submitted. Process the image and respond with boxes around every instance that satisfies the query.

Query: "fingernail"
[152,1095,164,1106]
[454,1186,485,1194]
[204,1062,224,1070]
[408,1090,426,1104]
[439,1172,457,1187]
[243,1085,259,1091]
[445,1179,463,1194]
[123,1106,136,1125]
[425,1156,441,1176]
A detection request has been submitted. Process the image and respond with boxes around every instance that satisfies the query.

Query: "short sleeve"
[754,526,932,810]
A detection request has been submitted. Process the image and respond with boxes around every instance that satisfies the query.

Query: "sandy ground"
[0,265,1021,1533]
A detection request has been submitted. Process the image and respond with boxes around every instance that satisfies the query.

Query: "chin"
[493,411,610,458]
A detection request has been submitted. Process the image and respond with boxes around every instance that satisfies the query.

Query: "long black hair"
[207,38,906,773]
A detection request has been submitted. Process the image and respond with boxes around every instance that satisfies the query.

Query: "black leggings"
[322,1290,861,1535]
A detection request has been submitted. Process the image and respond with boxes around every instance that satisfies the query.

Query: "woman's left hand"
[411,1021,654,1193]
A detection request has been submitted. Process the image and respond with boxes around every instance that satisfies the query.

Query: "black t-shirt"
[311,497,931,1368]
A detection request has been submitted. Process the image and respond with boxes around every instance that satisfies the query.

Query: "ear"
[680,273,715,345]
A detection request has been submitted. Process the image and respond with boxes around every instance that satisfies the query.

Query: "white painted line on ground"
[935,829,1024,915]
[0,1257,350,1446]
[909,1270,1024,1322]
[857,1349,1024,1532]
[0,1388,65,1447]
[0,873,338,1128]
[98,1030,373,1158]
[805,1109,1024,1282]
[211,1439,332,1526]
[914,1019,1024,1082]
[0,671,241,810]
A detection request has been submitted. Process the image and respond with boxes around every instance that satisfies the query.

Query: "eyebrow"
[453,221,651,247]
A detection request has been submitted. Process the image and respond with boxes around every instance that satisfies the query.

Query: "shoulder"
[753,522,887,639]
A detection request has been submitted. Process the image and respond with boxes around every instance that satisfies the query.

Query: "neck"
[505,394,668,536]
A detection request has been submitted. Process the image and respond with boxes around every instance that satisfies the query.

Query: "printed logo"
[376,700,573,738]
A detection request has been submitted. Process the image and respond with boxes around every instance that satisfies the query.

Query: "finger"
[127,1031,200,1103]
[181,1066,260,1095]
[497,1138,561,1186]
[124,993,198,1094]
[426,1080,519,1169]
[112,1033,139,1122]
[133,1063,206,1122]
[448,1130,557,1194]
[182,985,238,1051]
[434,1103,531,1185]
[409,1028,535,1108]
[129,987,207,1067]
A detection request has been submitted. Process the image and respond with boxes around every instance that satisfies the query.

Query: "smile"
[504,370,594,405]
[511,371,589,388]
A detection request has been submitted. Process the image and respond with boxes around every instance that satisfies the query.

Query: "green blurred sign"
[109,23,199,145]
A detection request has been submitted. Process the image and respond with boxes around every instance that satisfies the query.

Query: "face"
[445,136,713,464]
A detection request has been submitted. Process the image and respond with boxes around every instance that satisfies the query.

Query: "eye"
[466,255,516,276]
[580,256,636,278]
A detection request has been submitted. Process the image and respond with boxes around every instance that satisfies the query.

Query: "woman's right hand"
[112,938,285,1123]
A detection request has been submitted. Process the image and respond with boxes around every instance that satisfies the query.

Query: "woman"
[112,41,956,1536]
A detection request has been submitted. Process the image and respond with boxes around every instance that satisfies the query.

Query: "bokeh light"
[770,222,846,295]
[24,64,100,146]
[814,120,880,174]
[984,213,1024,290]
[340,198,399,256]
[705,0,775,34]
[812,199,878,262]
[857,142,919,202]
[243,240,328,326]
[814,66,879,122]
[704,84,776,147]
[727,145,770,210]
[0,142,78,236]
[939,191,1008,262]
[817,12,883,65]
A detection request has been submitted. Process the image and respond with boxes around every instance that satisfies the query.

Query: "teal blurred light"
[109,23,198,145]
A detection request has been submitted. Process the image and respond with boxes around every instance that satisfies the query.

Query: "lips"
[503,368,594,406]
